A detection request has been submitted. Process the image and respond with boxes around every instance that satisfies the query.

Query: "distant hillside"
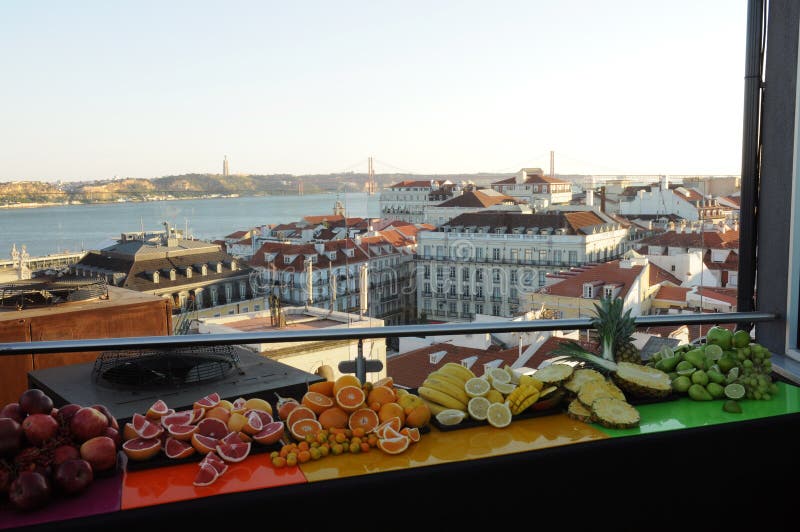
[0,171,516,206]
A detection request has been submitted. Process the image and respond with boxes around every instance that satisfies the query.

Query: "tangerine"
[348,408,380,433]
[301,391,335,415]
[290,418,323,441]
[333,375,361,395]
[378,402,406,426]
[335,385,366,413]
[404,404,432,428]
[308,381,335,397]
[318,407,348,430]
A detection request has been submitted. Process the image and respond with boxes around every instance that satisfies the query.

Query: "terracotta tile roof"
[235,238,252,245]
[676,187,705,202]
[637,230,739,250]
[721,195,740,207]
[302,215,344,224]
[562,211,606,232]
[656,285,691,302]
[703,250,739,270]
[370,219,414,231]
[389,179,447,189]
[696,286,738,306]
[388,344,521,388]
[443,212,575,234]
[649,262,682,286]
[492,176,517,185]
[539,260,645,299]
[249,236,406,270]
[225,230,248,239]
[436,190,513,208]
[524,174,571,185]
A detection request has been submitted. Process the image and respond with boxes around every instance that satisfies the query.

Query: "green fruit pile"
[646,327,778,409]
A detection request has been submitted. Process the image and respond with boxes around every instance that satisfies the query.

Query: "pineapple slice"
[563,368,606,396]
[590,397,640,429]
[577,379,626,409]
[612,362,672,399]
[567,399,592,423]
[532,363,574,386]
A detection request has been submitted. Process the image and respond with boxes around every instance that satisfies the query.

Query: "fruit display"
[420,362,561,429]
[270,376,430,468]
[121,393,285,482]
[0,388,121,512]
[646,330,779,412]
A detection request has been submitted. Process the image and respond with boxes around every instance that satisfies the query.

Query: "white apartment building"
[379,179,458,224]
[491,168,572,208]
[415,210,629,322]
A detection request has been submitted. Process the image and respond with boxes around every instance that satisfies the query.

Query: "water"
[0,193,381,259]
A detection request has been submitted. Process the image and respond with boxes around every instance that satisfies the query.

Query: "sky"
[0,0,748,181]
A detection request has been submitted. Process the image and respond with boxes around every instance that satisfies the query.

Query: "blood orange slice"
[242,411,264,435]
[167,423,197,441]
[122,422,138,441]
[193,462,220,487]
[195,417,229,439]
[146,399,170,420]
[348,408,380,433]
[301,391,335,415]
[161,411,194,429]
[132,413,164,439]
[122,437,161,461]
[252,421,285,445]
[231,397,248,413]
[290,418,323,441]
[285,406,316,428]
[193,392,221,411]
[200,451,228,476]
[377,434,410,455]
[245,409,273,426]
[164,436,196,459]
[216,441,251,463]
[219,431,244,446]
[191,433,220,454]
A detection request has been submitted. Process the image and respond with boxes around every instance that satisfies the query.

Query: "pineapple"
[592,296,642,364]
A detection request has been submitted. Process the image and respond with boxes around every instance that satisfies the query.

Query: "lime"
[733,330,751,348]
[467,396,491,421]
[724,383,746,400]
[676,360,695,373]
[704,344,723,361]
[486,402,512,428]
[486,368,511,385]
[717,355,737,374]
[723,400,743,413]
[435,409,467,426]
[492,380,517,395]
[464,377,491,398]
[726,367,740,383]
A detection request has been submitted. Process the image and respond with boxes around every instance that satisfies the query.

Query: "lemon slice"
[485,389,505,404]
[435,409,467,426]
[465,377,491,398]
[492,380,516,395]
[467,396,491,421]
[486,368,511,384]
[486,402,512,428]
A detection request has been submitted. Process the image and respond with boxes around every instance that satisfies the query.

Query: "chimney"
[600,186,606,213]
[586,188,594,207]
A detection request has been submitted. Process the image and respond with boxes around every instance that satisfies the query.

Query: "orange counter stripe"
[121,454,307,510]
[300,413,609,481]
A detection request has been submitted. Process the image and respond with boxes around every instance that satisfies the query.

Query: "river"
[0,193,381,259]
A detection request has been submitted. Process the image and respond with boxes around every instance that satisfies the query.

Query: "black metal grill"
[92,345,241,388]
[0,277,108,309]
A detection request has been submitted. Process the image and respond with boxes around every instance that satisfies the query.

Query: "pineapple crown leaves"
[549,340,618,373]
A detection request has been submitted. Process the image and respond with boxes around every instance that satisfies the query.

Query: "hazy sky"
[1,1,747,181]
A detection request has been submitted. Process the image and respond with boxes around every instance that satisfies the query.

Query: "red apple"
[18,389,53,416]
[9,471,51,511]
[80,436,117,473]
[22,414,59,446]
[103,426,121,449]
[54,403,81,427]
[0,402,25,423]
[91,404,119,430]
[0,418,23,457]
[53,444,81,466]
[70,407,108,442]
[53,459,93,496]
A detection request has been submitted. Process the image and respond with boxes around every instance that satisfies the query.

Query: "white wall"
[619,188,699,220]
[645,251,704,287]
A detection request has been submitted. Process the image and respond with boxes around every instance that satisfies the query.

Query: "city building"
[197,306,386,383]
[248,232,416,325]
[223,155,230,177]
[618,176,729,224]
[415,209,629,321]
[379,179,460,223]
[422,188,526,226]
[72,225,258,324]
[528,256,681,320]
[490,168,573,208]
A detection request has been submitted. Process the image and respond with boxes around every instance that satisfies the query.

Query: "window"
[449,302,457,314]
[462,284,470,296]
[449,285,456,296]
[476,269,484,282]
[524,249,533,262]
[424,265,430,279]
[449,266,456,279]
[462,302,470,315]
[424,282,431,295]
[510,270,517,284]
[510,249,519,261]
[210,287,218,306]
[671,264,676,272]
[583,284,594,298]
[225,284,233,302]
[492,286,501,299]
[492,304,500,316]
[170,269,176,281]
[510,287,518,299]
[462,268,470,282]
[239,281,247,300]
[492,269,501,283]
[539,250,548,263]
[492,248,501,260]
[568,251,578,265]
[476,285,483,297]
[475,303,483,314]
[539,271,547,286]
[436,245,444,259]
[553,250,562,263]
[476,248,484,260]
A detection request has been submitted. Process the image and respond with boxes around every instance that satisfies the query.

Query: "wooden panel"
[0,317,32,405]
[30,300,171,370]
